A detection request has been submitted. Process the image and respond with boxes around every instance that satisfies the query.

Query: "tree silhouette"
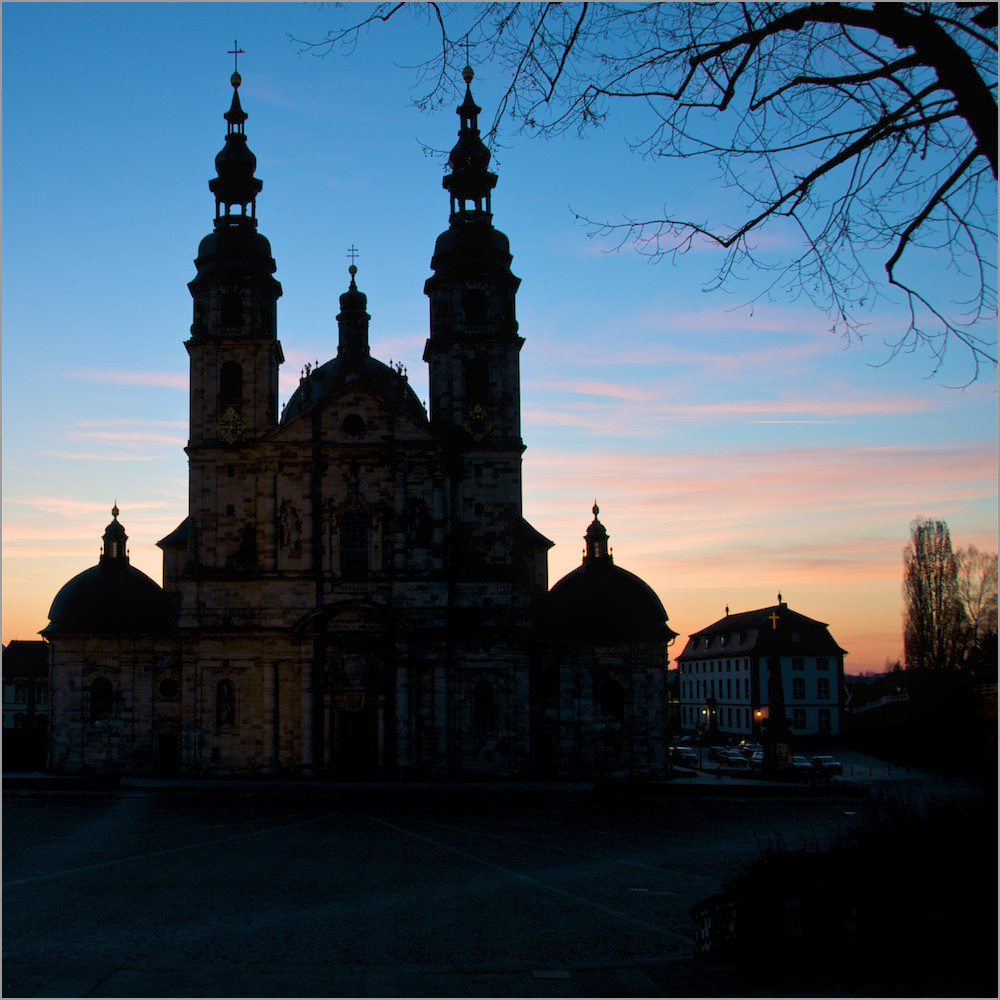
[903,517,965,670]
[298,2,997,380]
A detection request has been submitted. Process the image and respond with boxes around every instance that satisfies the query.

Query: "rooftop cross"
[768,611,780,630]
[228,40,245,74]
[347,245,360,266]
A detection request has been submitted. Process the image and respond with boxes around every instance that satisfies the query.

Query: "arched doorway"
[297,603,410,779]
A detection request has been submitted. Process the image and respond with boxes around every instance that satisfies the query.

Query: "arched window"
[464,358,489,406]
[220,290,243,330]
[473,679,496,735]
[340,512,370,580]
[464,288,487,328]
[35,680,48,705]
[90,677,113,725]
[13,681,28,704]
[220,361,243,408]
[216,679,236,729]
[598,679,625,726]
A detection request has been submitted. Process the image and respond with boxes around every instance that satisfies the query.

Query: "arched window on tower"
[220,290,243,330]
[90,677,113,725]
[598,679,625,727]
[473,679,497,735]
[340,513,370,580]
[464,358,489,407]
[464,287,487,328]
[216,679,236,729]
[220,362,243,408]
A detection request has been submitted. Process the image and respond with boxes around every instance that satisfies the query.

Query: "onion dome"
[281,266,426,427]
[209,70,263,220]
[539,505,677,644]
[41,507,173,637]
[443,65,497,220]
[425,67,519,315]
[189,69,281,312]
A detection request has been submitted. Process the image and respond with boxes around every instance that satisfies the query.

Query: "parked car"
[811,755,843,776]
[721,749,748,767]
[738,742,763,758]
[791,755,812,771]
[748,751,765,769]
[671,746,699,767]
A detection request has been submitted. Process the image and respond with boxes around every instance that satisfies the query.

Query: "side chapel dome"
[42,507,173,636]
[540,505,677,644]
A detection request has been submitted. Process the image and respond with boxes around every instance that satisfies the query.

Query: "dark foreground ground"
[3,768,993,998]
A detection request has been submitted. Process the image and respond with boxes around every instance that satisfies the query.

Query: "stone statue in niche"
[407,497,432,547]
[278,500,301,551]
[229,523,258,569]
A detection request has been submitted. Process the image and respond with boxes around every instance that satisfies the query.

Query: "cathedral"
[42,67,676,779]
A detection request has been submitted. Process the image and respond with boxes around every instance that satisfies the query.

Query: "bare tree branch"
[299,2,998,381]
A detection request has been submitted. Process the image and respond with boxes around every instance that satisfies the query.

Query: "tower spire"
[442,64,498,221]
[209,51,262,223]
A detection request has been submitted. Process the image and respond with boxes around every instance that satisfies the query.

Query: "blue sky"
[3,2,997,670]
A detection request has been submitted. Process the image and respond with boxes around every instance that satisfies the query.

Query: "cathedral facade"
[43,68,676,780]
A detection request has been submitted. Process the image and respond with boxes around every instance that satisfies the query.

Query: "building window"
[792,658,804,670]
[90,677,113,725]
[35,681,47,705]
[13,713,27,730]
[598,679,625,726]
[744,678,749,699]
[818,708,832,733]
[464,288,487,328]
[216,679,236,729]
[220,361,243,407]
[340,512,370,580]
[220,290,243,329]
[472,679,496,735]
[817,657,829,670]
[13,681,28,704]
[792,678,805,700]
[817,678,830,700]
[792,708,806,729]
[464,358,489,404]
[726,679,732,699]
[727,708,733,727]
[791,633,800,643]
[158,678,179,700]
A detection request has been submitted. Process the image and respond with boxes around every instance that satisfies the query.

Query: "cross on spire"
[347,245,360,266]
[228,40,245,74]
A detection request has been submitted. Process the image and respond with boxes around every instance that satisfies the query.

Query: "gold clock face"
[218,406,246,444]
[462,403,494,441]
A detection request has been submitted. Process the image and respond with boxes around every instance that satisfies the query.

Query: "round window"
[158,678,179,699]
[342,414,365,437]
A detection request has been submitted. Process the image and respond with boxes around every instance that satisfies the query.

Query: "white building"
[676,598,846,739]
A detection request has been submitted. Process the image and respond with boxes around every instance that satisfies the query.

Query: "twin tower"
[44,66,674,779]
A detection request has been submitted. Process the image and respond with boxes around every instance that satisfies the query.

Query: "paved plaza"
[3,760,987,997]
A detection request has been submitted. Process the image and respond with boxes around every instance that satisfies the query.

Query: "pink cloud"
[532,379,652,401]
[59,370,187,389]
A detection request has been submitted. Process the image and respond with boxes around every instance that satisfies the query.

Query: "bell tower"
[423,67,526,579]
[185,60,283,571]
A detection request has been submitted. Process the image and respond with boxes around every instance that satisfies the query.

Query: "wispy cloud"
[58,370,187,389]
